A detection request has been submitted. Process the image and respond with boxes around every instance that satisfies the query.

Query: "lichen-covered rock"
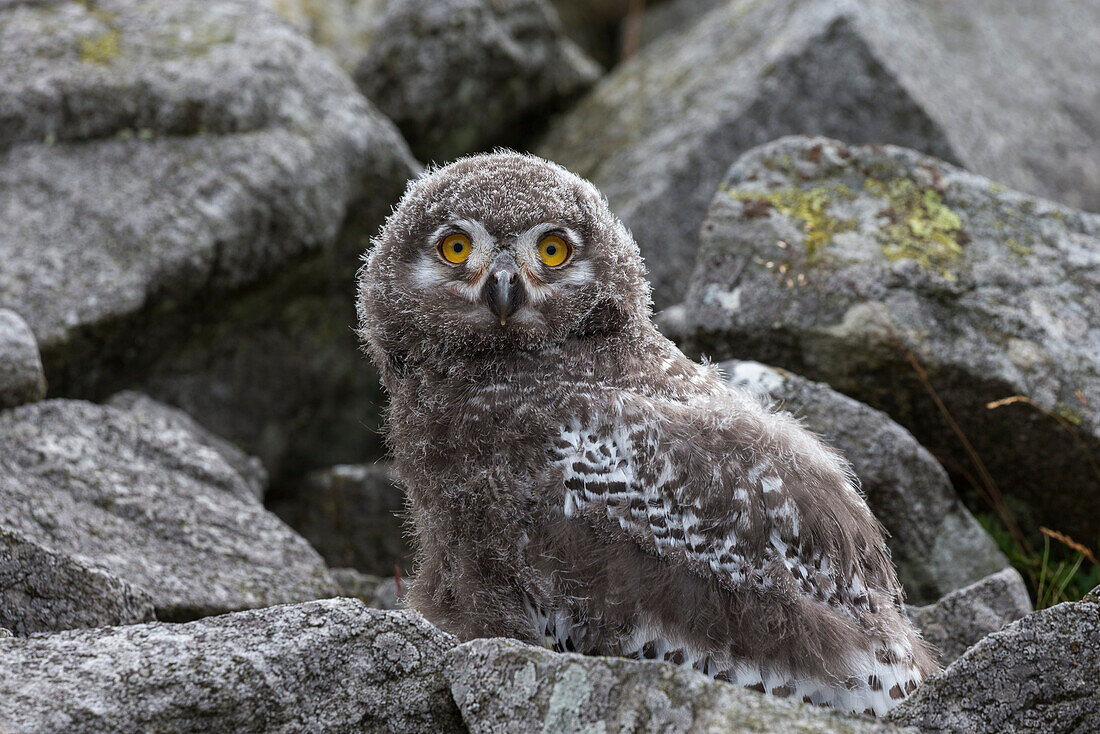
[262,0,387,72]
[355,0,599,162]
[0,0,417,479]
[0,525,155,636]
[0,399,337,620]
[672,136,1100,541]
[446,638,909,733]
[539,0,1100,305]
[331,567,403,610]
[108,391,268,501]
[0,309,46,409]
[270,463,411,576]
[888,597,1100,733]
[0,599,464,734]
[906,568,1031,666]
[717,360,1007,604]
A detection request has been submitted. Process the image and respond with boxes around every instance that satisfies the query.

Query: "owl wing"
[550,387,897,611]
[545,387,931,713]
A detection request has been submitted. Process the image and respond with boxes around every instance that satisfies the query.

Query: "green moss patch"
[728,184,856,260]
[78,30,120,64]
[864,178,965,278]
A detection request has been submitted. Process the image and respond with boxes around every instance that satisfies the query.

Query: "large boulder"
[269,463,411,576]
[0,599,464,734]
[888,596,1100,733]
[906,568,1032,665]
[0,0,417,479]
[716,360,1008,604]
[354,0,600,162]
[0,526,155,636]
[446,637,907,733]
[538,0,1100,306]
[0,309,46,409]
[0,399,337,620]
[671,136,1100,541]
[107,390,268,501]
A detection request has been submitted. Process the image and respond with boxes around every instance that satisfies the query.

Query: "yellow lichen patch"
[729,184,855,260]
[78,29,120,64]
[864,178,964,278]
[1055,401,1086,427]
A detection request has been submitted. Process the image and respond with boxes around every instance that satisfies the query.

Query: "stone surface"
[355,0,599,162]
[672,136,1100,541]
[718,360,1008,604]
[906,568,1032,665]
[0,599,464,734]
[269,463,412,577]
[549,0,631,67]
[331,567,403,611]
[0,399,337,620]
[0,525,155,636]
[0,309,46,409]
[263,0,387,72]
[108,390,268,500]
[539,0,1100,306]
[0,0,417,480]
[888,597,1100,733]
[447,637,908,733]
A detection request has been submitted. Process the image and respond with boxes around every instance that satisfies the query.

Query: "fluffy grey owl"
[357,152,937,715]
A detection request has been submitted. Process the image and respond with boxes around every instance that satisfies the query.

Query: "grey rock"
[1,525,155,636]
[0,309,46,409]
[674,136,1100,542]
[355,0,600,162]
[0,627,10,638]
[906,568,1032,665]
[108,391,268,501]
[0,599,464,734]
[446,637,909,733]
[0,0,417,480]
[539,0,1100,306]
[270,463,412,577]
[262,0,388,72]
[888,597,1100,733]
[331,567,403,610]
[720,360,1008,604]
[0,399,337,620]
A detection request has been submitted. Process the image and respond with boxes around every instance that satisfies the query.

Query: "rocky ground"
[1,0,1097,732]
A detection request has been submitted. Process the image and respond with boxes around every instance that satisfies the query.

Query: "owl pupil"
[546,245,557,255]
[453,243,463,252]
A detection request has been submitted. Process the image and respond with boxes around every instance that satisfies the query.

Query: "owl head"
[357,152,651,382]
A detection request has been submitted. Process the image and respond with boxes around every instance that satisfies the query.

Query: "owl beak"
[483,265,525,326]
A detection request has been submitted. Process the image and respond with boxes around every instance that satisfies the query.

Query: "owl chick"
[357,152,937,715]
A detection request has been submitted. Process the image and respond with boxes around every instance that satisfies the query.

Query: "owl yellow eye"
[538,235,571,267]
[439,233,471,264]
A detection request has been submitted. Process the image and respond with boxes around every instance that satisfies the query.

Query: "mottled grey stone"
[0,599,464,734]
[539,0,1100,306]
[672,136,1100,541]
[261,0,388,72]
[0,399,337,620]
[0,525,155,636]
[270,463,411,576]
[446,637,910,733]
[906,568,1032,665]
[0,309,46,409]
[0,0,417,480]
[331,567,403,611]
[355,0,599,162]
[719,360,1008,604]
[888,597,1100,733]
[107,391,268,501]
